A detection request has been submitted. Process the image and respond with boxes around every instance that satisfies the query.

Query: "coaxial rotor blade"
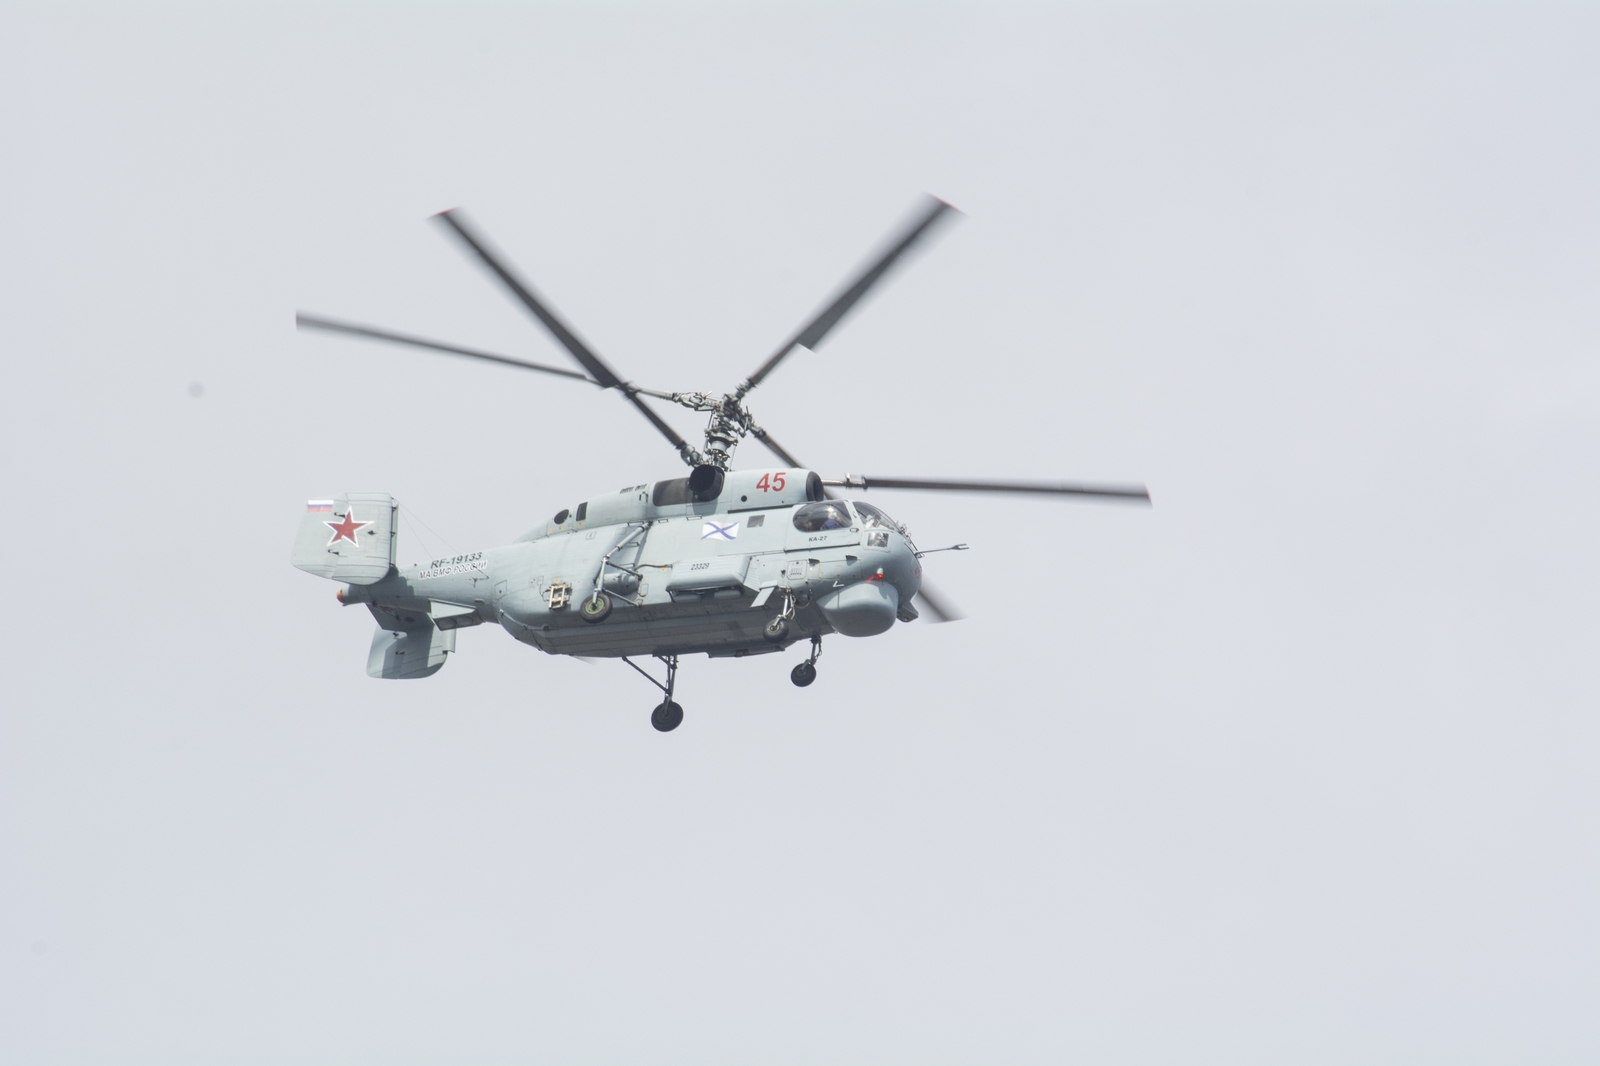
[737,195,959,398]
[621,392,696,461]
[826,476,1151,503]
[748,425,805,469]
[295,313,599,384]
[913,583,963,623]
[432,209,695,462]
[434,209,622,388]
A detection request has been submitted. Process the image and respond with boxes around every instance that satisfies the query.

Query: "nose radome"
[818,581,899,637]
[887,538,922,601]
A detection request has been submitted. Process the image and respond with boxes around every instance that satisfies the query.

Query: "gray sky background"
[1,3,1595,1062]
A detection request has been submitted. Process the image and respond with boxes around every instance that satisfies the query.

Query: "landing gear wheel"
[579,591,612,623]
[790,662,817,687]
[626,654,682,734]
[763,617,790,643]
[651,700,684,732]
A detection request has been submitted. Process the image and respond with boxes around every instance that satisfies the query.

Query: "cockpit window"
[853,501,898,530]
[792,501,854,532]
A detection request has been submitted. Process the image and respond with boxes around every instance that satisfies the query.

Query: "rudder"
[367,606,454,679]
[291,493,397,585]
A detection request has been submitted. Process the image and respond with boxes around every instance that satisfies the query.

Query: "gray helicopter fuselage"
[335,468,922,660]
[291,197,1146,718]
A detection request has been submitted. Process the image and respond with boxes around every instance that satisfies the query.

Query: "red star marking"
[325,509,372,546]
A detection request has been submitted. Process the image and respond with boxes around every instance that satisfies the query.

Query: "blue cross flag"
[701,520,739,541]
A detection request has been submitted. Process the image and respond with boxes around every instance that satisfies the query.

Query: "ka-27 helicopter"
[293,196,1149,731]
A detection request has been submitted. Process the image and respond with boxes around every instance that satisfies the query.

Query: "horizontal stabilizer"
[291,493,397,585]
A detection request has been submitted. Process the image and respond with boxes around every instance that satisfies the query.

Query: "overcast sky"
[1,3,1595,1063]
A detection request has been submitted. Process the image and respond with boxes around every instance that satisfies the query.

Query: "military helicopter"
[292,196,1149,731]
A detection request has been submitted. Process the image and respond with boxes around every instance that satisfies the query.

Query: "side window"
[747,514,765,528]
[792,501,854,532]
[853,502,898,530]
[575,502,588,522]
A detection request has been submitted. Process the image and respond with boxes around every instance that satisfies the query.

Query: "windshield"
[852,501,898,530]
[791,501,854,532]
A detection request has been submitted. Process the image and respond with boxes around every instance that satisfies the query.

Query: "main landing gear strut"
[764,589,821,686]
[624,636,822,732]
[624,654,683,732]
[764,588,798,644]
[791,636,822,688]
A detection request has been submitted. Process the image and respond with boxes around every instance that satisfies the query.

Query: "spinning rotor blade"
[829,476,1151,503]
[295,314,597,384]
[621,389,696,462]
[433,209,695,461]
[737,195,959,398]
[913,584,963,624]
[433,209,621,387]
[748,425,805,469]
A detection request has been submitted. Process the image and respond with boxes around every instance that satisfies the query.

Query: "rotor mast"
[633,390,768,471]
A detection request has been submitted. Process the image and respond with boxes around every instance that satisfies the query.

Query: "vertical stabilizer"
[367,606,454,679]
[290,493,397,585]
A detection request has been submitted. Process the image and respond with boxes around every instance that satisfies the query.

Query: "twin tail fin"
[291,493,397,585]
[291,493,457,680]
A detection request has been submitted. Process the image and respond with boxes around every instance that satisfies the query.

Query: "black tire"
[764,617,790,643]
[790,662,817,687]
[651,700,684,732]
[579,591,612,624]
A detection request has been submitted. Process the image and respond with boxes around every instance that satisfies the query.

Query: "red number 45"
[755,472,787,493]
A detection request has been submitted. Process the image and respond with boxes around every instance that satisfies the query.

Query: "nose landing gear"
[624,653,684,732]
[790,636,822,687]
[764,588,798,644]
